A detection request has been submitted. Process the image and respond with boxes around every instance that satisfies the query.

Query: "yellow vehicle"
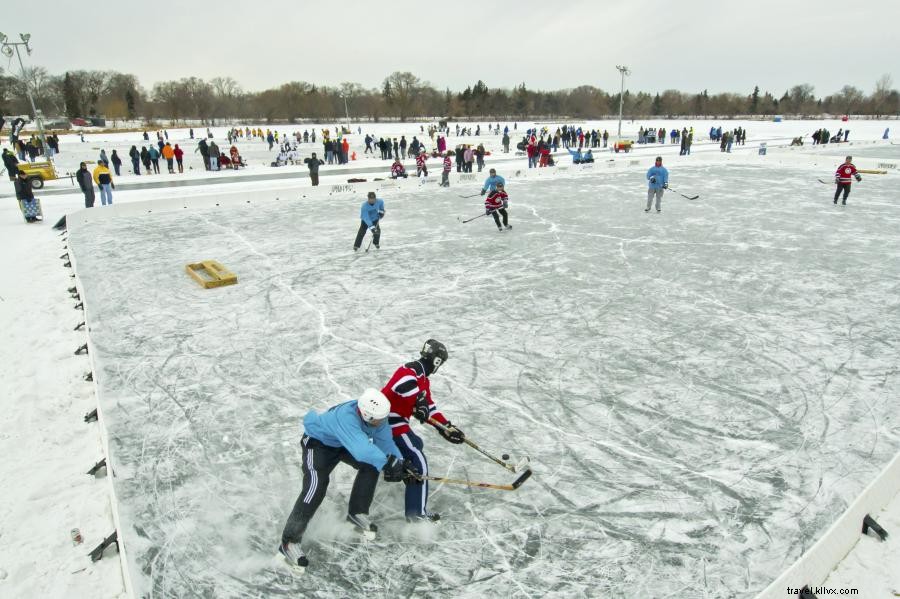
[614,140,633,153]
[16,160,59,189]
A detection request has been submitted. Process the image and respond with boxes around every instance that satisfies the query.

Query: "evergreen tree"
[63,72,81,118]
[750,85,760,114]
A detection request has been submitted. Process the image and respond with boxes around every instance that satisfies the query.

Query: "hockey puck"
[501,454,510,460]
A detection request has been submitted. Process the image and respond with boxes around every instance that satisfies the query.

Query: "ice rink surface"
[67,159,900,598]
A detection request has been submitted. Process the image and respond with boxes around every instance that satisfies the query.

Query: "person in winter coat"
[475,144,486,172]
[455,145,464,172]
[76,162,95,208]
[99,149,108,165]
[502,132,510,153]
[110,150,122,176]
[645,156,669,213]
[129,146,141,175]
[140,146,152,173]
[208,141,220,171]
[303,152,325,186]
[2,148,19,181]
[148,145,161,173]
[197,139,209,170]
[15,170,41,222]
[463,146,474,173]
[173,144,184,173]
[92,161,115,206]
[341,138,350,164]
[161,143,175,173]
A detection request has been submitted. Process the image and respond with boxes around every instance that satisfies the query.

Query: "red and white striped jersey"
[835,163,858,183]
[381,360,448,437]
[485,190,508,211]
[391,163,406,177]
[443,156,452,172]
[416,154,427,168]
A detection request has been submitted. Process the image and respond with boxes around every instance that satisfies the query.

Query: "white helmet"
[358,388,390,423]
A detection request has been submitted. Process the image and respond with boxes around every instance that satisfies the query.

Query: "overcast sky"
[7,0,898,97]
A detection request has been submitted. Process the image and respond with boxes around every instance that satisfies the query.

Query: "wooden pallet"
[185,260,237,289]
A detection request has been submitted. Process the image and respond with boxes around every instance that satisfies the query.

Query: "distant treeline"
[1,67,898,124]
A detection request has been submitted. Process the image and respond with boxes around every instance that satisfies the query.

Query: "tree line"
[1,67,897,125]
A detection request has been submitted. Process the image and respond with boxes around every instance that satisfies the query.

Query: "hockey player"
[441,152,452,187]
[480,168,505,195]
[645,156,668,213]
[834,156,861,205]
[415,149,428,177]
[278,389,409,570]
[354,192,385,251]
[390,158,408,179]
[485,183,511,231]
[381,340,465,522]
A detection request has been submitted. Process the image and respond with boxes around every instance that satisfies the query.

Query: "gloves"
[502,200,508,209]
[403,460,422,483]
[383,455,407,482]
[855,173,862,182]
[480,188,486,195]
[438,422,465,444]
[663,183,668,189]
[412,391,429,423]
[835,178,840,184]
[649,177,656,184]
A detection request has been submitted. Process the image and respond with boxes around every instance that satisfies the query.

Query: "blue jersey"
[482,174,505,192]
[567,148,582,162]
[303,400,402,470]
[646,165,669,190]
[360,199,385,227]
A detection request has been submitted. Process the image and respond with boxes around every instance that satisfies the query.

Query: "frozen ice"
[66,155,900,598]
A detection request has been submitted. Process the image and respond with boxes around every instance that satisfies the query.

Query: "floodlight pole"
[616,65,630,142]
[341,94,351,131]
[0,33,48,156]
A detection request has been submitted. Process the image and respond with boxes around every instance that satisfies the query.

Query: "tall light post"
[340,93,350,132]
[0,32,48,156]
[615,65,630,141]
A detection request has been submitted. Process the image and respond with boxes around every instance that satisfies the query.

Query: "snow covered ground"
[1,121,899,598]
[8,117,893,196]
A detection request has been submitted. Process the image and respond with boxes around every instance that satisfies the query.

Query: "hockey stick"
[666,186,699,200]
[458,193,481,199]
[818,179,834,185]
[364,237,373,252]
[428,418,526,473]
[458,212,490,224]
[408,469,532,491]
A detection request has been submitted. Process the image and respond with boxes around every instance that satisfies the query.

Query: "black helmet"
[420,339,448,372]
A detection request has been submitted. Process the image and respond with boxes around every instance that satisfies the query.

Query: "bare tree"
[383,72,424,121]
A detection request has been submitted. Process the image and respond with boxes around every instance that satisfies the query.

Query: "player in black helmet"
[380,339,464,522]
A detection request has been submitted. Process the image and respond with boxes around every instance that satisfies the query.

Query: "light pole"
[615,65,630,142]
[340,93,350,132]
[0,32,48,157]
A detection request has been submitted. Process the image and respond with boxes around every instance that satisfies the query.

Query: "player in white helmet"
[278,388,410,570]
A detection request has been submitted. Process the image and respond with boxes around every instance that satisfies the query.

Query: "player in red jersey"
[381,339,464,522]
[834,156,861,205]
[415,149,429,177]
[485,183,511,231]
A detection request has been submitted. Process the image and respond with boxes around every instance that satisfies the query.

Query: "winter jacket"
[92,164,114,186]
[14,176,34,200]
[303,157,324,174]
[360,199,385,227]
[646,165,669,190]
[302,400,402,471]
[482,174,505,192]
[76,168,94,192]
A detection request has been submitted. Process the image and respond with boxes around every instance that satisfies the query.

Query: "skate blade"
[275,554,307,574]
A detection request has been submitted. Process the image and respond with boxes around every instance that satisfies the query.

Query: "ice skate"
[347,513,378,540]
[278,541,309,571]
